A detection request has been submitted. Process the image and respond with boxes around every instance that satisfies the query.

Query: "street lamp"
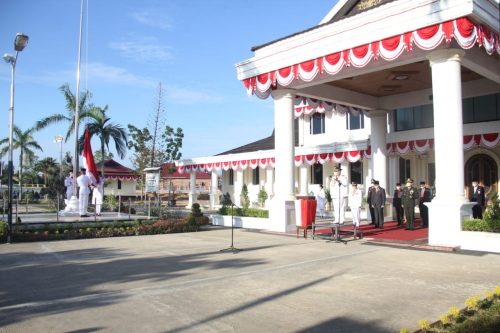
[54,135,64,177]
[3,32,29,243]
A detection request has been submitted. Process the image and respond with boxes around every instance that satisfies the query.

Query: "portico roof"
[236,0,500,100]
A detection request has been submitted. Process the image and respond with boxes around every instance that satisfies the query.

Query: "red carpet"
[357,220,428,241]
[314,220,428,242]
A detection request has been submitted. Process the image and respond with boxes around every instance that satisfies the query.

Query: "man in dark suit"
[393,183,404,226]
[469,179,485,219]
[370,180,386,228]
[366,179,376,225]
[418,181,432,228]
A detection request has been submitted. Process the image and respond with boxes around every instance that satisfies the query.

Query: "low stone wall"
[460,230,500,253]
[210,214,270,230]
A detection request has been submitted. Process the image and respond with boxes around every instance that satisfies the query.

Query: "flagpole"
[72,0,84,197]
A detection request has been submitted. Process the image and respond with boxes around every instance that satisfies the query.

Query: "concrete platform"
[0,229,498,332]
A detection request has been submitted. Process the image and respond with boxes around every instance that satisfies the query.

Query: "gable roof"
[251,0,396,52]
[217,130,275,155]
[95,159,139,180]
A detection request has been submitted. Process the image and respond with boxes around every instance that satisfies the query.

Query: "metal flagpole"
[70,0,85,210]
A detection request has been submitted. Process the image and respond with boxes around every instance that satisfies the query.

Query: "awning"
[177,148,371,174]
[294,96,367,118]
[244,17,500,98]
[387,132,500,155]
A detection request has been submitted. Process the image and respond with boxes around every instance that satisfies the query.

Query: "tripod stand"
[220,204,242,253]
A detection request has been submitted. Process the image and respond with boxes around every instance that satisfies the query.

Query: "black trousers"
[369,205,375,224]
[395,205,403,224]
[419,203,429,227]
[472,204,483,219]
[373,206,384,228]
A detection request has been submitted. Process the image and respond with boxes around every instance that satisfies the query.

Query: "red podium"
[296,199,317,238]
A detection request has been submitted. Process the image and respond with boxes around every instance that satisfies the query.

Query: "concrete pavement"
[0,228,498,332]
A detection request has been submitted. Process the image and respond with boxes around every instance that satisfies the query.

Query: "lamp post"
[3,32,29,244]
[54,135,64,178]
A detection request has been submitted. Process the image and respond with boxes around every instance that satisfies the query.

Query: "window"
[346,113,364,130]
[310,164,323,185]
[228,169,234,186]
[310,113,325,135]
[252,168,260,185]
[117,179,122,190]
[463,93,500,124]
[399,158,411,185]
[394,104,433,131]
[350,161,363,184]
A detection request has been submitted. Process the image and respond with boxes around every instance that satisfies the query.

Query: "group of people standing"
[391,179,432,230]
[316,168,438,230]
[64,169,104,217]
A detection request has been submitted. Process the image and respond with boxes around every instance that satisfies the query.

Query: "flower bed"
[462,219,500,232]
[401,286,500,333]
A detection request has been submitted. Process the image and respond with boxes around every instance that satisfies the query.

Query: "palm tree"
[35,157,58,186]
[35,83,93,142]
[0,126,43,198]
[78,106,128,178]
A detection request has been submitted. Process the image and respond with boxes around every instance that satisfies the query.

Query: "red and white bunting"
[243,17,500,97]
[176,132,499,173]
[293,96,365,118]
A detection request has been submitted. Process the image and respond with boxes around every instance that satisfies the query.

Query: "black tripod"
[220,204,242,253]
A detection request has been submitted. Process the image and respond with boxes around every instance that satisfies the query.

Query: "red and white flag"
[82,128,99,185]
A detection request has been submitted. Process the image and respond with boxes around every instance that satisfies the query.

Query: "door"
[465,154,498,199]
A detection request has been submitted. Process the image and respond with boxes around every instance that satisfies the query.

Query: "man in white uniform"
[329,167,348,224]
[77,168,91,217]
[348,182,363,227]
[92,172,104,216]
[64,171,74,200]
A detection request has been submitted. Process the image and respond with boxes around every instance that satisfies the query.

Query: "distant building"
[95,159,140,197]
[160,163,212,194]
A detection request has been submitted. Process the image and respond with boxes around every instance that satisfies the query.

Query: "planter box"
[460,230,500,253]
[210,214,269,230]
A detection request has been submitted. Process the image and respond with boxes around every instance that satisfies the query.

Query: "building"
[95,159,140,197]
[177,0,500,250]
[159,163,212,199]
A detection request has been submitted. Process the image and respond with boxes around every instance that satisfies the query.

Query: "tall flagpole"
[65,0,85,214]
[72,0,85,199]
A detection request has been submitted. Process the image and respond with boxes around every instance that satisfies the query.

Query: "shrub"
[240,184,250,209]
[484,192,500,221]
[218,207,269,218]
[462,219,500,232]
[258,187,268,208]
[221,192,232,207]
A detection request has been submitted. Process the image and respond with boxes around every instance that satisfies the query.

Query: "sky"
[0,0,337,169]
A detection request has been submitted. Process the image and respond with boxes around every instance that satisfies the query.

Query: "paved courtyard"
[0,228,499,333]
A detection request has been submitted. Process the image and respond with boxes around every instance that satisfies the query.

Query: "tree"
[36,83,93,142]
[78,106,128,178]
[35,157,58,186]
[0,126,43,198]
[94,150,114,163]
[128,82,184,169]
[148,82,167,167]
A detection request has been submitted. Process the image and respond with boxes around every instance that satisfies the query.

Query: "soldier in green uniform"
[402,178,419,230]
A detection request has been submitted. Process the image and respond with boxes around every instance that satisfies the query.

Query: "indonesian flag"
[82,128,99,185]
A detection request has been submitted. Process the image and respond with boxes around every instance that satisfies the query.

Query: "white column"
[188,171,197,208]
[233,169,244,207]
[299,165,309,196]
[273,90,295,201]
[388,156,398,191]
[269,89,296,232]
[426,49,468,247]
[209,170,218,209]
[265,168,274,197]
[369,110,388,189]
